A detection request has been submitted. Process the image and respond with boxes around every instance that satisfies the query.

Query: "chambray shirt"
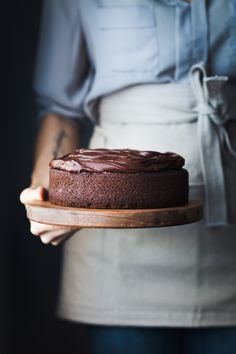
[34,0,236,122]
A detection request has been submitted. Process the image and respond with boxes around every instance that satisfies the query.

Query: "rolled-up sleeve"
[34,0,91,120]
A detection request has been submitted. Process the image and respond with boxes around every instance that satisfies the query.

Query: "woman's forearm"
[31,114,80,188]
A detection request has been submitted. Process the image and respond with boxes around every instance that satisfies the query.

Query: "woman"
[20,1,236,353]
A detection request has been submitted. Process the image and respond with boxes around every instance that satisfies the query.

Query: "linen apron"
[56,64,236,327]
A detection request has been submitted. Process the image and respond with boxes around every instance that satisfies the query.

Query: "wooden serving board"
[25,200,203,229]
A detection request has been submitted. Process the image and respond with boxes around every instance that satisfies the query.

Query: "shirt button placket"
[174,1,192,81]
[174,0,208,81]
[191,0,208,66]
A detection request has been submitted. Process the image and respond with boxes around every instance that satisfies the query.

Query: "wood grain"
[25,200,203,229]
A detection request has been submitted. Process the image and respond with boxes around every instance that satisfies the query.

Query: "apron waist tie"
[190,63,236,226]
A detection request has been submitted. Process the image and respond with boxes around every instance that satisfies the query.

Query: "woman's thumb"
[20,186,47,204]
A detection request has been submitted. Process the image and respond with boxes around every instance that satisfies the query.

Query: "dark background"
[2,1,90,353]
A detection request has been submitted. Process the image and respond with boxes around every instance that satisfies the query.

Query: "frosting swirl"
[50,148,185,173]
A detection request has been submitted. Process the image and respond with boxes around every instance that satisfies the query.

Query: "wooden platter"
[25,200,203,229]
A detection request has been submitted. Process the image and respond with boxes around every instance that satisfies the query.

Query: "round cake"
[49,148,188,209]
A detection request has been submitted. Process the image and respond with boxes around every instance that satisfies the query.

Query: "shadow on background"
[2,1,90,353]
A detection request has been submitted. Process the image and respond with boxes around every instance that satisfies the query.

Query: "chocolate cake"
[49,148,188,209]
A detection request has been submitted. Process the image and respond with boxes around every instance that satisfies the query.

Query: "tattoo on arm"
[53,130,68,158]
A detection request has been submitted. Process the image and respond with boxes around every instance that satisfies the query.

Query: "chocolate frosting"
[50,148,185,173]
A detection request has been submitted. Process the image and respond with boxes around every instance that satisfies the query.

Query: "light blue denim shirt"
[34,0,236,121]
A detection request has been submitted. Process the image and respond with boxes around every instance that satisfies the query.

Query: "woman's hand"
[20,186,78,245]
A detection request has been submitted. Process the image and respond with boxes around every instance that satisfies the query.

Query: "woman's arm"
[20,113,80,245]
[31,113,80,188]
[21,0,90,245]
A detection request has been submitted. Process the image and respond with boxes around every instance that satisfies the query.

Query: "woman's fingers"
[30,221,71,236]
[30,221,76,237]
[20,186,47,204]
[40,230,77,245]
[29,220,78,244]
[20,186,79,245]
[50,232,76,246]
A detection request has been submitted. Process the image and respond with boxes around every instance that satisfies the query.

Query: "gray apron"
[56,64,236,327]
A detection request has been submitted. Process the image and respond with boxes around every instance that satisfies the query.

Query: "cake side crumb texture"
[49,169,188,209]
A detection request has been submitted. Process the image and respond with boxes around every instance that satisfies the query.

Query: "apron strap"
[190,62,236,226]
